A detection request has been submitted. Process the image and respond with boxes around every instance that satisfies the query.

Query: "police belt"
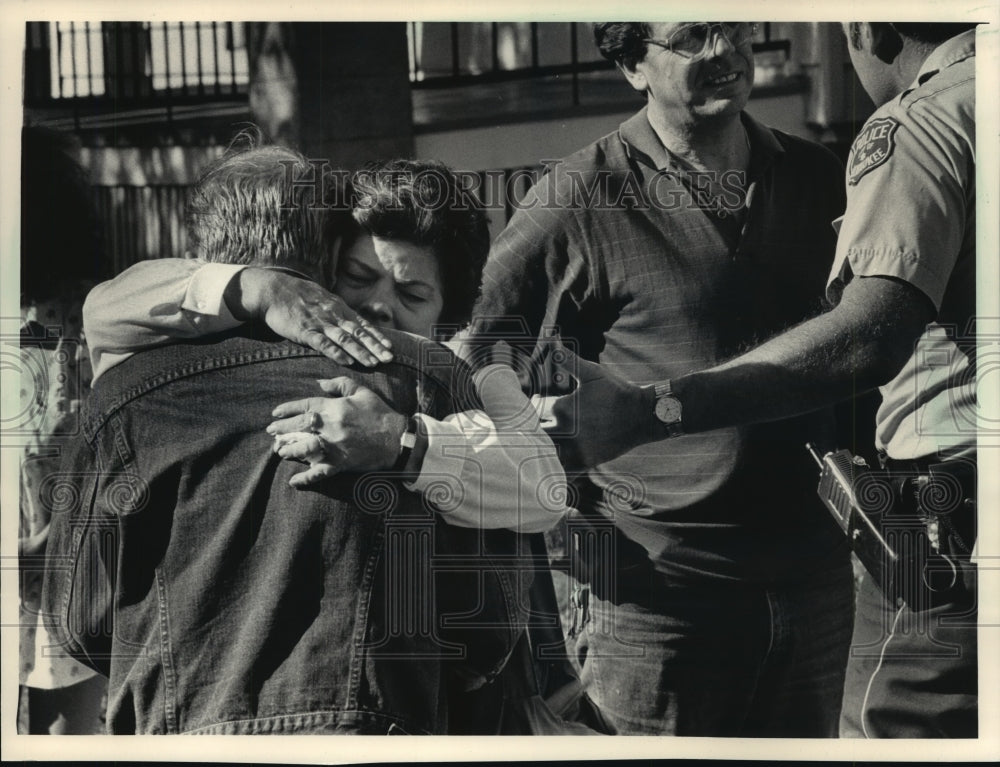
[858,453,977,610]
[878,453,976,559]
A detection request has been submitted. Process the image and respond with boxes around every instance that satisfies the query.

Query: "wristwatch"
[652,381,684,437]
[392,415,419,473]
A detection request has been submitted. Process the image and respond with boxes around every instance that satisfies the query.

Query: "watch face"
[654,395,682,424]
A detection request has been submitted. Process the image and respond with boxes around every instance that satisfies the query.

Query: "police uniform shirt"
[827,29,976,461]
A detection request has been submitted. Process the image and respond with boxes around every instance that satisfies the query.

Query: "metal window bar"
[132,22,149,99]
[211,22,221,95]
[179,21,188,94]
[570,23,579,106]
[195,21,204,95]
[83,22,92,96]
[69,22,78,97]
[408,21,419,81]
[227,23,237,93]
[125,23,134,98]
[55,23,63,98]
[407,21,416,80]
[450,22,460,79]
[157,22,168,89]
[491,22,499,72]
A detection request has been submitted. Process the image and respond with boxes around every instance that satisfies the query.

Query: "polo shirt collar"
[618,106,784,174]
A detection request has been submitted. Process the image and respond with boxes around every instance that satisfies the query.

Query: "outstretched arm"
[674,275,933,432]
[83,259,393,381]
[544,275,934,467]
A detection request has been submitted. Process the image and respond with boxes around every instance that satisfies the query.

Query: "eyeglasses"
[643,22,759,60]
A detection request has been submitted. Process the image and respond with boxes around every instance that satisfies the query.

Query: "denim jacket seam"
[477,549,521,680]
[347,524,386,708]
[61,462,102,665]
[84,345,328,441]
[108,411,134,468]
[154,567,180,733]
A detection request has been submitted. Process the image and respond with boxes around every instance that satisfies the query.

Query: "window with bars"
[406,22,790,86]
[26,21,250,103]
[407,22,610,88]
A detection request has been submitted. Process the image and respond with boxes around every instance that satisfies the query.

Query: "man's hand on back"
[227,268,394,367]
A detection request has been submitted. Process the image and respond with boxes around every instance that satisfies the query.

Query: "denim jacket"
[41,328,531,734]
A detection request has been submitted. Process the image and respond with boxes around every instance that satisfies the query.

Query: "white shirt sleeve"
[83,259,246,381]
[407,364,569,533]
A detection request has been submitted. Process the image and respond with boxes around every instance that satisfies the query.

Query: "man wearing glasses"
[473,22,852,735]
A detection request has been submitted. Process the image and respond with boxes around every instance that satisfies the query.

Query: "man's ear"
[618,61,648,95]
[871,22,903,64]
[844,22,864,51]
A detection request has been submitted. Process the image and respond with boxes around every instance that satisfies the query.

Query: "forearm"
[674,276,934,433]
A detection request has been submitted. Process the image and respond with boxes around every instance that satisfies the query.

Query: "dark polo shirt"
[476,107,850,584]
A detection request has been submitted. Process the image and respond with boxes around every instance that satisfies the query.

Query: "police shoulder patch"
[847,117,901,186]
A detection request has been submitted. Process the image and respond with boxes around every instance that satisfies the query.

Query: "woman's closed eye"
[398,285,431,305]
[339,268,376,287]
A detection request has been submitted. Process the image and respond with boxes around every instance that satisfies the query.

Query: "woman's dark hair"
[347,159,490,328]
[593,22,654,70]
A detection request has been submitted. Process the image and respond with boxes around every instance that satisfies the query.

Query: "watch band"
[392,416,419,473]
[653,381,674,399]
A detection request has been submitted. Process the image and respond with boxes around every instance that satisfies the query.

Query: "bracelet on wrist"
[392,415,419,473]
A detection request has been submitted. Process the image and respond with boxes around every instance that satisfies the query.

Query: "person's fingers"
[270,396,328,419]
[289,462,339,488]
[318,325,380,367]
[338,318,393,361]
[268,411,323,435]
[299,290,391,356]
[355,316,393,350]
[271,430,313,448]
[316,376,363,397]
[275,438,323,462]
[270,398,310,419]
[300,329,364,367]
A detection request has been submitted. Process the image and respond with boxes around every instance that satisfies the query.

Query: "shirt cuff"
[180,263,247,322]
[404,413,469,493]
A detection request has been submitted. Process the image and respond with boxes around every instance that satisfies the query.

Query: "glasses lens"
[669,23,712,56]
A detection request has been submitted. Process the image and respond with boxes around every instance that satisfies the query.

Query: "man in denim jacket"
[41,145,528,734]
